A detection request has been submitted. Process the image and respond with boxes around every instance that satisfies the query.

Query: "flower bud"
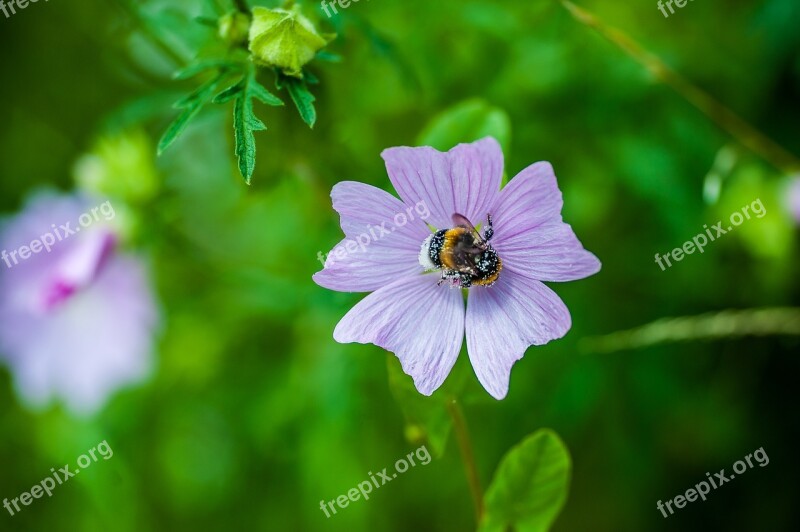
[73,129,159,205]
[248,6,333,78]
[218,10,251,47]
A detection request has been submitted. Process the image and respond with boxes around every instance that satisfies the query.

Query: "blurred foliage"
[0,0,799,531]
[417,99,512,154]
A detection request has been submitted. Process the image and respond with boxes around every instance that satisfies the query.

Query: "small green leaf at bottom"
[233,89,267,184]
[479,429,571,532]
[227,70,283,184]
[282,76,317,128]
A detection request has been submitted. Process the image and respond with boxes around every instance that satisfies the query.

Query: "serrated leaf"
[172,72,227,108]
[230,69,274,184]
[158,107,200,155]
[173,59,237,80]
[213,79,245,104]
[417,99,511,154]
[159,73,226,154]
[282,76,317,128]
[386,355,452,458]
[250,80,284,106]
[479,430,571,532]
[233,96,263,184]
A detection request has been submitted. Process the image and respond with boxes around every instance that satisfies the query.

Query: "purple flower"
[313,138,600,399]
[0,192,159,415]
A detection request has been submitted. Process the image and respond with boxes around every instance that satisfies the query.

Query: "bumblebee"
[419,213,502,288]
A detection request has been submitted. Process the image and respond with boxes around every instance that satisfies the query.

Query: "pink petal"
[491,162,601,282]
[466,270,571,399]
[41,230,116,311]
[382,137,503,230]
[313,181,431,293]
[334,274,465,395]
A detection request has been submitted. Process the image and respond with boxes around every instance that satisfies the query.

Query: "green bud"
[73,129,159,205]
[218,11,251,47]
[248,6,333,78]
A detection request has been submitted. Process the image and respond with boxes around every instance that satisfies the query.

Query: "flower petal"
[491,162,601,282]
[2,255,158,415]
[313,181,431,292]
[334,274,465,395]
[466,270,571,399]
[382,137,503,229]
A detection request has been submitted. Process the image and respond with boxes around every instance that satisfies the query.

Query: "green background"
[0,0,798,530]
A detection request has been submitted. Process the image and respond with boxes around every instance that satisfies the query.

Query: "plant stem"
[558,0,800,175]
[447,397,484,525]
[581,307,800,354]
[233,0,251,14]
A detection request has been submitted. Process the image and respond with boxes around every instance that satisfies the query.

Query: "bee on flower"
[314,138,601,399]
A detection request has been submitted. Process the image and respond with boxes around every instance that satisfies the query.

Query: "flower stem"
[558,0,800,174]
[447,397,484,525]
[233,0,251,15]
[581,307,800,354]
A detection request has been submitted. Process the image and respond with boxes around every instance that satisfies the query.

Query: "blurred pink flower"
[0,192,159,415]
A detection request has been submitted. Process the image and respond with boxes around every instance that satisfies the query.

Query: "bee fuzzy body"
[419,214,502,288]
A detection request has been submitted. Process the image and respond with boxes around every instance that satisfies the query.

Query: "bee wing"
[451,213,477,232]
[451,212,487,248]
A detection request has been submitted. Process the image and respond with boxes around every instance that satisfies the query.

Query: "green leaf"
[281,75,317,128]
[479,430,571,532]
[315,50,342,63]
[417,99,512,154]
[386,355,452,458]
[227,68,282,183]
[233,93,266,184]
[213,79,245,104]
[250,80,284,106]
[158,73,226,155]
[158,108,200,155]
